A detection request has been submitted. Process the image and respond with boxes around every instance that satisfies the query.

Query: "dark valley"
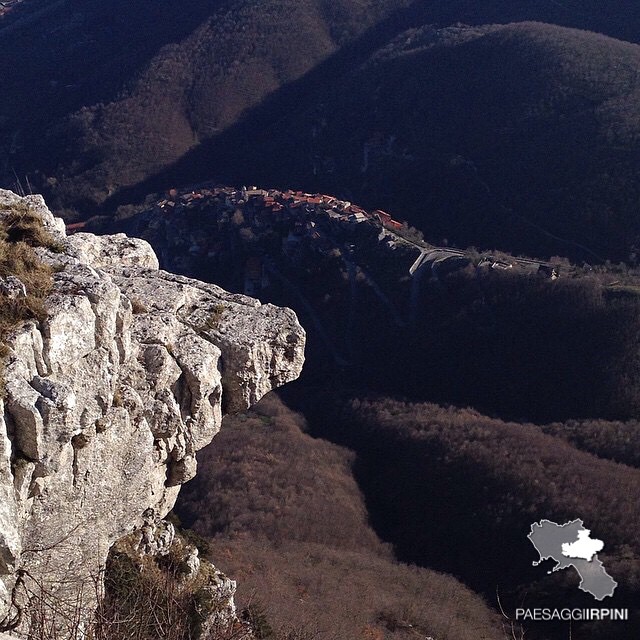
[91,181,640,639]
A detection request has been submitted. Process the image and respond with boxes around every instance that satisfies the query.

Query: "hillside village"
[154,184,405,243]
[78,184,560,300]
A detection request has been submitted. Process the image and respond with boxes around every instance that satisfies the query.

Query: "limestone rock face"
[0,190,305,631]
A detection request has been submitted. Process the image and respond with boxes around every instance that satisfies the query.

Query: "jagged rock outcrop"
[0,190,305,633]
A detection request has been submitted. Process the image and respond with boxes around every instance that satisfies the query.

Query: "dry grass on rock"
[0,200,61,394]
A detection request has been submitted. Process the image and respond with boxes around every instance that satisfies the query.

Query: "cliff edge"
[0,190,305,634]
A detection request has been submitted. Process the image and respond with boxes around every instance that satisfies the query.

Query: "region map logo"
[527,518,617,600]
[511,519,628,624]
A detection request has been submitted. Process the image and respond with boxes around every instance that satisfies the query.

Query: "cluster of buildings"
[155,185,404,232]
[151,184,559,277]
[137,185,408,296]
[146,185,410,295]
[69,183,559,298]
[150,185,408,290]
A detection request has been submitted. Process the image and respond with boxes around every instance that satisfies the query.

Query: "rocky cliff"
[0,190,305,634]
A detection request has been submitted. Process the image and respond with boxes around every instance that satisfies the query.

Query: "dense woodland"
[289,393,640,639]
[176,394,504,640]
[279,260,640,423]
[174,380,640,639]
[388,270,640,421]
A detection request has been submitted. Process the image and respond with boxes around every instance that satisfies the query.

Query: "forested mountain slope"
[0,0,412,208]
[405,0,640,43]
[141,21,640,261]
[5,2,640,264]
